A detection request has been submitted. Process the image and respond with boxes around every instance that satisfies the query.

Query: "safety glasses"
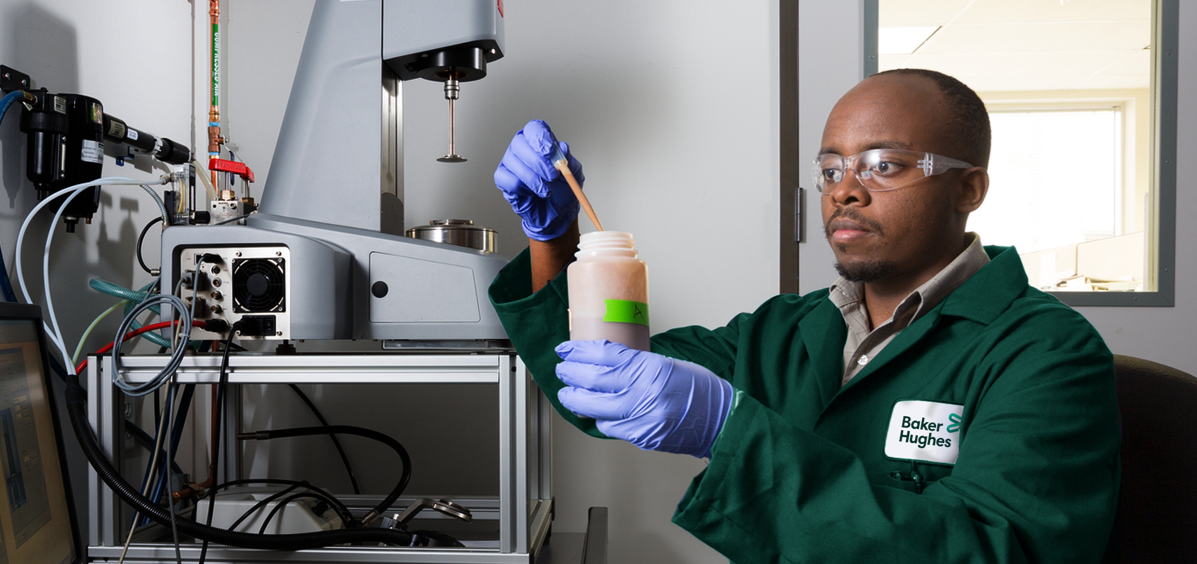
[812,149,975,193]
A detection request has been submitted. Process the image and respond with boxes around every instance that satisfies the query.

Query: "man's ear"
[956,168,988,214]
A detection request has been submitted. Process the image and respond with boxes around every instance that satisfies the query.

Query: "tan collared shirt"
[828,233,990,386]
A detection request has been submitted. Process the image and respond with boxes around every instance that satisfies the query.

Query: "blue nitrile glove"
[494,119,584,241]
[555,340,734,459]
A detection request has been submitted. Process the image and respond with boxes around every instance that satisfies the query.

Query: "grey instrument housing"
[164,0,509,341]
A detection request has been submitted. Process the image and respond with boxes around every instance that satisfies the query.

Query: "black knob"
[371,281,388,298]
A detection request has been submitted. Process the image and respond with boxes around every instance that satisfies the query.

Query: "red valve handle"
[210,158,255,183]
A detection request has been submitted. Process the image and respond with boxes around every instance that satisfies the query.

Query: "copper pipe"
[208,0,222,187]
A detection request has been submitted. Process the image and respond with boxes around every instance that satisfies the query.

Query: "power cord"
[165,379,183,564]
[136,218,162,275]
[287,384,361,495]
[258,492,341,535]
[66,375,433,548]
[226,483,305,532]
[235,425,411,527]
[196,479,351,520]
[225,483,351,533]
[198,334,235,564]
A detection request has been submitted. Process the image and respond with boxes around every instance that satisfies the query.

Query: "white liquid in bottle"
[567,232,650,351]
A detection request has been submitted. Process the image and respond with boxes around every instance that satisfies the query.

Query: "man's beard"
[834,260,898,283]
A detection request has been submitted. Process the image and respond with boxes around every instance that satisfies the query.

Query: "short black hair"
[871,68,991,169]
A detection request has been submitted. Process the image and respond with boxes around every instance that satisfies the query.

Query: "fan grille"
[232,258,286,313]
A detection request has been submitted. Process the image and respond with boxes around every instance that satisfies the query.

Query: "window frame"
[863,0,1178,307]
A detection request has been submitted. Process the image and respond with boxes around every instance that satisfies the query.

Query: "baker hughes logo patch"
[884,400,964,465]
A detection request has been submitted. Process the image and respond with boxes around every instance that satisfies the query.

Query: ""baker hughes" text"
[898,416,952,449]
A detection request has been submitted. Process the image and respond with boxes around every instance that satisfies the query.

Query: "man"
[488,69,1120,563]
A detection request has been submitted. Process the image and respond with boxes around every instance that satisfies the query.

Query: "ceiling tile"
[951,0,1151,24]
[879,0,973,26]
[1095,49,1152,76]
[1069,75,1150,90]
[879,54,914,70]
[877,0,1156,92]
[880,26,941,54]
[968,75,1084,91]
[917,20,1150,54]
[897,51,1122,78]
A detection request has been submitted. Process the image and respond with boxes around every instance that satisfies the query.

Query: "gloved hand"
[555,340,734,459]
[494,120,584,241]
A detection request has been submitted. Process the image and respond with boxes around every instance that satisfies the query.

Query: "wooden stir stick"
[553,158,603,231]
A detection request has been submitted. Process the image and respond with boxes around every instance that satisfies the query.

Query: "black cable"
[61,334,439,548]
[237,425,411,526]
[287,384,361,494]
[203,478,328,498]
[136,218,161,275]
[257,492,337,535]
[165,380,182,564]
[202,479,352,526]
[199,478,351,518]
[124,419,184,476]
[227,483,304,532]
[65,385,428,548]
[223,481,352,532]
[199,337,234,564]
[169,384,195,464]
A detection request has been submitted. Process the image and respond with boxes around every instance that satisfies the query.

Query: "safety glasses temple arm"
[920,153,975,175]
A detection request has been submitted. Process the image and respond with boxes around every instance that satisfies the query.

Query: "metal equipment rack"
[87,352,554,563]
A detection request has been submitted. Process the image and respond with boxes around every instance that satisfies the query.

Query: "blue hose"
[139,383,195,527]
[0,91,22,122]
[134,382,175,529]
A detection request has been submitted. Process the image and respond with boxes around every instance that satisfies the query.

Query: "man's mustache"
[824,209,885,237]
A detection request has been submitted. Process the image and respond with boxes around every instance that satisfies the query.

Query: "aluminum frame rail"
[87,352,553,563]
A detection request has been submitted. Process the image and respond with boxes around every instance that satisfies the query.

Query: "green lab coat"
[488,245,1120,564]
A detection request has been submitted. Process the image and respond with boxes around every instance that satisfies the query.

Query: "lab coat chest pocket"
[883,400,964,464]
[887,459,954,493]
[881,399,964,494]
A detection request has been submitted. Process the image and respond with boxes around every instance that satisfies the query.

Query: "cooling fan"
[232,258,286,313]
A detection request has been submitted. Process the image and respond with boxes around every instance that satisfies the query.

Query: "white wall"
[797,2,1197,375]
[0,0,192,351]
[219,1,780,563]
[0,0,193,541]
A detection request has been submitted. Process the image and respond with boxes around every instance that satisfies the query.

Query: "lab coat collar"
[938,245,1028,325]
[824,245,1028,401]
[797,291,850,409]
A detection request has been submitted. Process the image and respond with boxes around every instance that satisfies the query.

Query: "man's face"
[819,74,968,286]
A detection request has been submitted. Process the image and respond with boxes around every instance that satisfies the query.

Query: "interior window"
[870,0,1175,305]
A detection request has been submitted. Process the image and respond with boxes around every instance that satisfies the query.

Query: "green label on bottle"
[603,300,649,326]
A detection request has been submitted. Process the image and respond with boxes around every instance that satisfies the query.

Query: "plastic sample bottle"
[567,231,650,351]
